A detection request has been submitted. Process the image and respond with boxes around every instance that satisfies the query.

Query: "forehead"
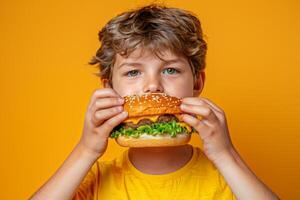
[114,47,188,67]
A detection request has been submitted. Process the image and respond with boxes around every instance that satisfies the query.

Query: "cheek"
[111,76,143,97]
[162,77,194,98]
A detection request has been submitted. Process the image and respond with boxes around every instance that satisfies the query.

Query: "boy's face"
[105,47,204,98]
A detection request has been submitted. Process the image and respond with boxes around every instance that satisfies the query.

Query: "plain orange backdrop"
[1,0,299,199]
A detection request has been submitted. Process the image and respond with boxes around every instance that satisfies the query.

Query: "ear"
[101,78,112,88]
[193,71,205,97]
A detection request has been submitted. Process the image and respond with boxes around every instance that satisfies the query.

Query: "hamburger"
[109,93,194,147]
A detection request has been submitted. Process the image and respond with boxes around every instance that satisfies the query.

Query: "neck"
[128,144,193,175]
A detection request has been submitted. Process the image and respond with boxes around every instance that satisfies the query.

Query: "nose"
[143,75,164,93]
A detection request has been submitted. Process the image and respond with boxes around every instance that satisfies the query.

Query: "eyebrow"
[117,59,185,69]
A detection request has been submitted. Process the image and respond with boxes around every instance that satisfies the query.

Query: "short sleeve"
[72,161,101,200]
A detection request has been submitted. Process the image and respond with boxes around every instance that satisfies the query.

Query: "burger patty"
[122,114,179,129]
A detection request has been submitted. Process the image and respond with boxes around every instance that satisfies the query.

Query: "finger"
[182,97,221,114]
[92,106,124,126]
[200,97,224,113]
[180,103,219,124]
[91,97,124,115]
[199,98,227,122]
[182,114,212,139]
[181,97,204,105]
[88,88,121,110]
[98,111,128,138]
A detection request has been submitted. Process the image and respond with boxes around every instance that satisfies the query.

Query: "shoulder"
[97,150,129,176]
[192,146,225,181]
[190,146,218,173]
[190,146,236,199]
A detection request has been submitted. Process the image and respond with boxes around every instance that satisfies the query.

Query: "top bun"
[123,93,182,118]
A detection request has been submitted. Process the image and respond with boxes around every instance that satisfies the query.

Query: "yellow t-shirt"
[73,145,236,200]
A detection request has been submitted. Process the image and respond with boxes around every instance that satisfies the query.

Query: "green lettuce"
[110,120,192,138]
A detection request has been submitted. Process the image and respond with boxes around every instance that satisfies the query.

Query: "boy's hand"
[78,88,128,159]
[180,97,234,165]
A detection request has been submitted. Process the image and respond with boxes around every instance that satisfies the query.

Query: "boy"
[30,4,279,200]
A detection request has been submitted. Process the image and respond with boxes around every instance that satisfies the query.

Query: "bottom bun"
[115,133,191,147]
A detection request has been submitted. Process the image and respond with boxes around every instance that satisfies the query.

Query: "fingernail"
[118,98,124,103]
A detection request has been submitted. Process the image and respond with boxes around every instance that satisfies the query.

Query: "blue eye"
[162,68,179,75]
[125,70,140,77]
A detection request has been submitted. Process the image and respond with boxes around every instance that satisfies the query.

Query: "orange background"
[1,0,299,199]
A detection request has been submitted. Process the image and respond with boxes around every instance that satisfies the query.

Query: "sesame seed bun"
[123,93,182,118]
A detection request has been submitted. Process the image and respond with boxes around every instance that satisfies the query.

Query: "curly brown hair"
[89,4,207,86]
